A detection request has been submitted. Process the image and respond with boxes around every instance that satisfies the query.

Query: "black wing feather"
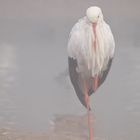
[68,57,88,108]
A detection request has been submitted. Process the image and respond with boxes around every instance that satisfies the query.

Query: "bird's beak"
[92,23,97,52]
[92,23,97,28]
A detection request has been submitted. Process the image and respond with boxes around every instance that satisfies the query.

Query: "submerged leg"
[83,80,93,140]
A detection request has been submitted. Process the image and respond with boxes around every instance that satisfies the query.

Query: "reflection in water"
[0,114,107,140]
[0,44,17,128]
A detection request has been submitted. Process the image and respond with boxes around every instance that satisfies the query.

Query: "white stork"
[67,6,115,139]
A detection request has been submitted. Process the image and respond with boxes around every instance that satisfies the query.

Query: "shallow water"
[0,0,140,139]
[0,26,140,139]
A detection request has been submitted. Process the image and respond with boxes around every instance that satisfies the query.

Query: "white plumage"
[68,7,115,77]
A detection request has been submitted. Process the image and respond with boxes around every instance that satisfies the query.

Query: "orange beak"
[92,23,97,52]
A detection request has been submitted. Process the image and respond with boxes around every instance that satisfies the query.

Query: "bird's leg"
[83,80,93,140]
[92,75,99,92]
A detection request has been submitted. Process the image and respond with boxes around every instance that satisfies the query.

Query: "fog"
[0,0,140,139]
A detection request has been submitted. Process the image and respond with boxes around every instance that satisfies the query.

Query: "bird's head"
[86,6,103,25]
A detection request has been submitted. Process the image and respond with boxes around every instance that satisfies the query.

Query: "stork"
[67,6,115,140]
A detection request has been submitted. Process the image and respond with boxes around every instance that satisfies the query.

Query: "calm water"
[0,1,140,139]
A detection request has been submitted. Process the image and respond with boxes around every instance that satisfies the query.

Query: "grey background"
[0,0,140,139]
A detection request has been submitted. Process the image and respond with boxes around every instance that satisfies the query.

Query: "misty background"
[0,0,140,139]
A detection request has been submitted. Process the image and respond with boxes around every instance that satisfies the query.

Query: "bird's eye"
[98,15,100,18]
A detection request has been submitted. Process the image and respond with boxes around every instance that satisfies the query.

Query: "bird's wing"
[105,23,115,58]
[67,22,81,59]
[68,57,91,109]
[98,23,115,86]
[67,17,89,59]
[96,23,115,88]
[98,58,113,86]
[68,18,92,108]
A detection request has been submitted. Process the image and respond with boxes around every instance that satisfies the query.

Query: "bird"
[67,6,115,140]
